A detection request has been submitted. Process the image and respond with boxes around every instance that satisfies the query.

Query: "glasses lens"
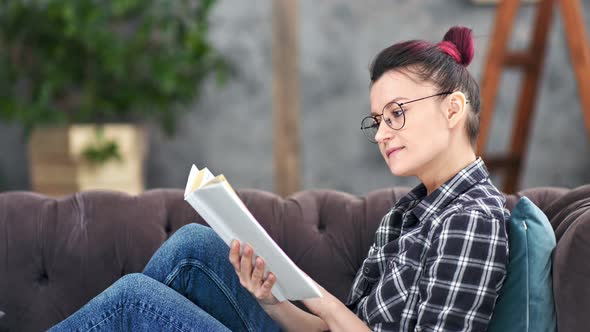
[383,103,405,130]
[361,116,379,143]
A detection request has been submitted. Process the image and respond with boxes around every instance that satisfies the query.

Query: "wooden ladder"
[477,0,590,193]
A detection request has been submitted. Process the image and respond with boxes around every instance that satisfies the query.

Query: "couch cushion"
[489,197,556,332]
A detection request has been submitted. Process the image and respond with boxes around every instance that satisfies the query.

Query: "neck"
[418,143,477,196]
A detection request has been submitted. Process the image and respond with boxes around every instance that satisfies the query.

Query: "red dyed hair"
[438,28,474,66]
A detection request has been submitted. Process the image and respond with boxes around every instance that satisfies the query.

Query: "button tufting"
[37,272,49,285]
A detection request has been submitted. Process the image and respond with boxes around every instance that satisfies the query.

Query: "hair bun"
[439,26,474,67]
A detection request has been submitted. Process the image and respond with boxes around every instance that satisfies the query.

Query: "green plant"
[81,126,123,165]
[0,0,228,135]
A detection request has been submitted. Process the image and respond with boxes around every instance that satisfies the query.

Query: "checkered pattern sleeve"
[416,210,508,332]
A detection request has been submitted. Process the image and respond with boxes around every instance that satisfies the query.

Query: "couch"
[1,185,589,332]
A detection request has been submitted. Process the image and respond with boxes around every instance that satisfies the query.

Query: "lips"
[385,147,404,158]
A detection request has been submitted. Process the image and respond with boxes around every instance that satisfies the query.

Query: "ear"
[443,91,467,129]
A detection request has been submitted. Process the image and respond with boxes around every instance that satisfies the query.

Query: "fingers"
[261,272,276,293]
[239,244,254,281]
[252,262,277,303]
[228,240,241,272]
[228,242,279,305]
[250,257,264,286]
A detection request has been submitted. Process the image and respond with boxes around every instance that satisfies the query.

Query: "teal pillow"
[489,197,557,332]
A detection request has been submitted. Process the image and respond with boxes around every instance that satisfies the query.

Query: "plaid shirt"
[346,158,509,332]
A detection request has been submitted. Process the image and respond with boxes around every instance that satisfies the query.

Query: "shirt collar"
[402,158,489,222]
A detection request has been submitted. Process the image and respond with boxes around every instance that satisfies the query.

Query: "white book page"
[184,165,199,197]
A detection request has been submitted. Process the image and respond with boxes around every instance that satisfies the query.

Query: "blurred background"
[0,0,589,197]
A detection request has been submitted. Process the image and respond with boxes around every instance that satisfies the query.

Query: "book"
[183,165,322,302]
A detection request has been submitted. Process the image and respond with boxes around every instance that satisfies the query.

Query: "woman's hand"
[228,239,279,306]
[229,244,368,331]
[302,279,372,331]
[301,279,339,319]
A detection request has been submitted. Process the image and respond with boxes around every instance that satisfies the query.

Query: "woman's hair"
[370,26,480,147]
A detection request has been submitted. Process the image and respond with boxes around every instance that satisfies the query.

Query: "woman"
[50,26,509,332]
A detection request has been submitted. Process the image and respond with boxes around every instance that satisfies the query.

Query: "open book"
[183,165,322,302]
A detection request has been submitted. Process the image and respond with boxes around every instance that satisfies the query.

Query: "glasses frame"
[360,91,453,143]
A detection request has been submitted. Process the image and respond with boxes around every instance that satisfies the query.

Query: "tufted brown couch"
[1,185,589,332]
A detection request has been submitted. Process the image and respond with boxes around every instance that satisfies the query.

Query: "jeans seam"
[164,258,257,332]
[83,302,190,332]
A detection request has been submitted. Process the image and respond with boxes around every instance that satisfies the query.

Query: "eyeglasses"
[360,91,453,143]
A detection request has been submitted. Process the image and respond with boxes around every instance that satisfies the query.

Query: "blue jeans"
[49,224,281,332]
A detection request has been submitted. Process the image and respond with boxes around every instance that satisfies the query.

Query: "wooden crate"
[29,124,147,197]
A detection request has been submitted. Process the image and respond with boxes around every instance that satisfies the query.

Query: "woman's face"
[369,70,451,177]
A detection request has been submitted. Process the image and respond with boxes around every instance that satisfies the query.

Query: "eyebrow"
[370,96,409,116]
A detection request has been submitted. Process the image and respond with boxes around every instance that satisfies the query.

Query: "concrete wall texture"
[1,0,589,195]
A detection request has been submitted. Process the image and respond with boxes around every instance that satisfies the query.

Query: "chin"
[390,167,412,177]
[387,162,414,177]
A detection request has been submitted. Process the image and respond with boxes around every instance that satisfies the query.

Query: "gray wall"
[1,0,589,195]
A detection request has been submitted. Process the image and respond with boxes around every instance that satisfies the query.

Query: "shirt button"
[363,267,370,274]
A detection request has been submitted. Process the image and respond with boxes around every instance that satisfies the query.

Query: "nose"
[374,119,393,143]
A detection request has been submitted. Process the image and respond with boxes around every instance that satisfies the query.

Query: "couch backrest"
[0,185,588,332]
